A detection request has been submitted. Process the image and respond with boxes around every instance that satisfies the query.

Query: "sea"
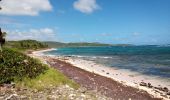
[44,45,170,80]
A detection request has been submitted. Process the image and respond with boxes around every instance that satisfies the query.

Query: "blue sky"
[0,0,170,45]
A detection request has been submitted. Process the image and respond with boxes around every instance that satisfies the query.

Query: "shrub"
[0,48,48,84]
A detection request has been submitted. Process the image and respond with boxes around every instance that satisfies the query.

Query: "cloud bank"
[6,28,56,41]
[0,0,52,16]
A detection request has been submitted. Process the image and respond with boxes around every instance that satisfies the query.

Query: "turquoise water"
[44,45,170,78]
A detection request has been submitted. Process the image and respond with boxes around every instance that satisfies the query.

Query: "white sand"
[32,48,57,56]
[31,48,170,100]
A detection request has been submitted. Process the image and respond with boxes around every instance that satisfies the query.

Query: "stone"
[167,91,170,95]
[20,95,28,100]
[163,87,169,92]
[81,94,86,98]
[160,94,168,98]
[69,94,76,99]
[23,60,28,63]
[6,94,18,100]
[147,83,153,88]
[3,84,13,88]
[79,87,87,93]
[11,82,15,88]
[139,82,147,86]
[155,86,163,91]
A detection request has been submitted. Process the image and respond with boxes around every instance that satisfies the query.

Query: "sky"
[0,0,170,45]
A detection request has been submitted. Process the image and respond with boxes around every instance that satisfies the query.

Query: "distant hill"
[5,40,133,49]
[5,40,48,50]
[43,41,112,48]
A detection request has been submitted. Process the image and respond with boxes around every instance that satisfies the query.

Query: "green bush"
[0,48,48,84]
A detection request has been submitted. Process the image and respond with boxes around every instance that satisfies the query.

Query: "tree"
[0,28,6,51]
[0,0,2,10]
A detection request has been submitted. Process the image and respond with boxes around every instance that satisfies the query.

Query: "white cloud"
[0,0,52,16]
[6,28,56,41]
[100,33,112,37]
[133,32,140,36]
[73,0,100,14]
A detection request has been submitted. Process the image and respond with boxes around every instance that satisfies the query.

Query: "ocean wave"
[156,44,170,47]
[66,55,112,59]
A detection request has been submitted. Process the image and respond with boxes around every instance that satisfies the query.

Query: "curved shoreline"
[65,57,170,99]
[31,48,170,100]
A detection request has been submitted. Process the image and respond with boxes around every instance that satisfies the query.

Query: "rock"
[0,84,111,100]
[161,94,168,98]
[147,83,153,88]
[79,87,87,93]
[23,60,28,63]
[6,94,18,100]
[33,89,38,93]
[20,95,28,100]
[48,95,57,99]
[163,87,169,92]
[167,91,170,95]
[81,94,86,98]
[11,82,15,88]
[3,84,14,88]
[74,77,79,80]
[155,90,162,94]
[155,86,163,91]
[69,94,76,99]
[65,85,70,88]
[139,82,147,86]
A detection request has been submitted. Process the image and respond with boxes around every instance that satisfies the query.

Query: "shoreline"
[31,48,170,100]
[31,48,57,55]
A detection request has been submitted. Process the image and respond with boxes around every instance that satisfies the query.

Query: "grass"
[15,67,79,91]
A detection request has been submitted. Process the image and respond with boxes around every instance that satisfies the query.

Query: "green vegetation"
[0,38,132,92]
[5,40,48,51]
[0,39,79,90]
[0,48,48,84]
[5,40,132,50]
[16,68,79,90]
[44,41,112,48]
[0,47,78,90]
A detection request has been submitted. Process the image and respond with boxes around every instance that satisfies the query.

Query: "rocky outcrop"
[0,84,111,100]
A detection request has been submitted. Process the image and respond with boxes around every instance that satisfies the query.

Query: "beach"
[30,48,170,100]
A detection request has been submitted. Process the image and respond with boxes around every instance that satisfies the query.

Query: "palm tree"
[0,28,6,51]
